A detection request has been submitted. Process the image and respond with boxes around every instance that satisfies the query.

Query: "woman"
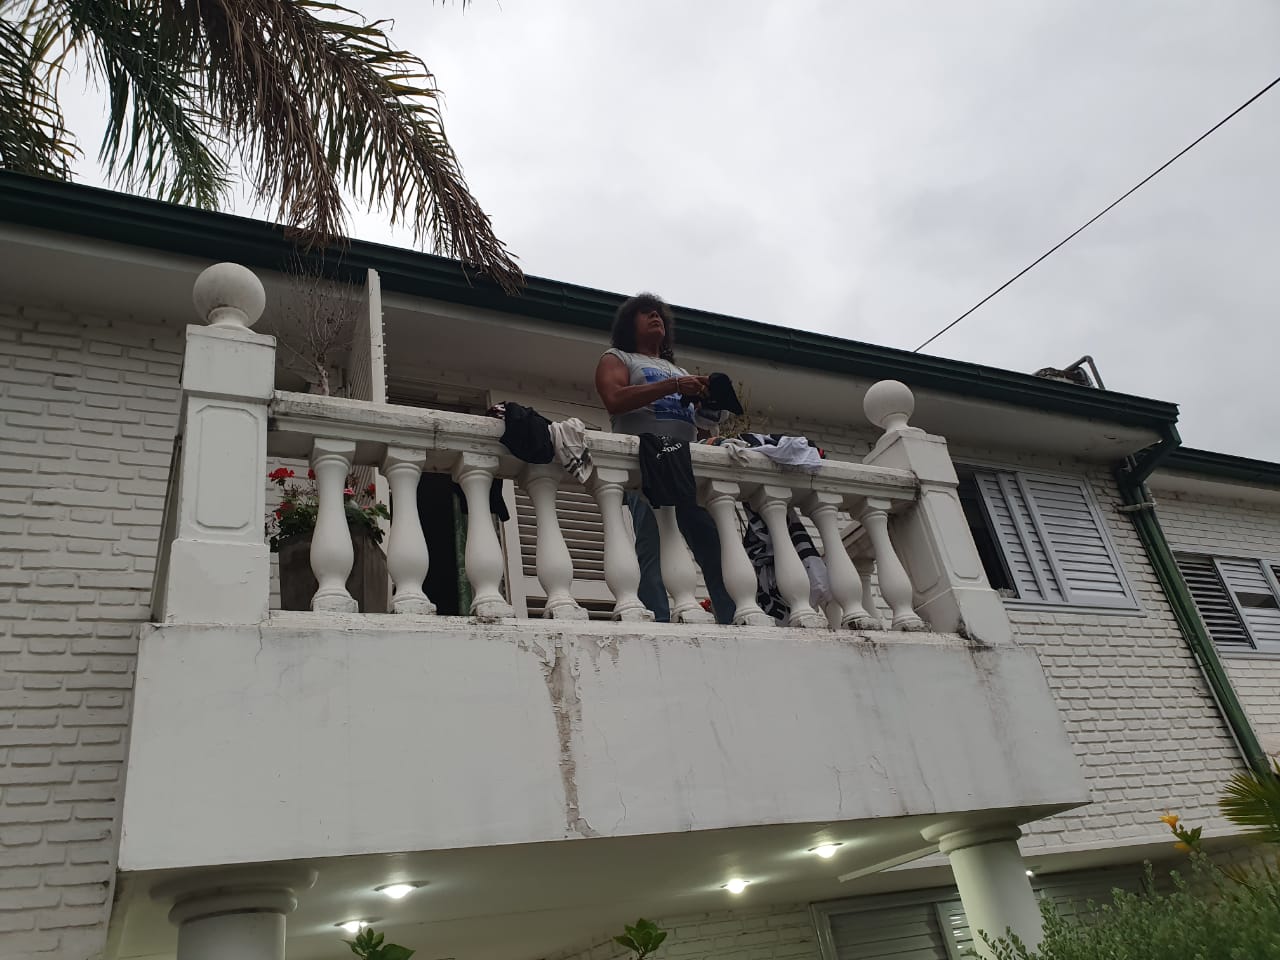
[593,293,736,624]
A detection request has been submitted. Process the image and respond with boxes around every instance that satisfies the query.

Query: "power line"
[912,71,1280,354]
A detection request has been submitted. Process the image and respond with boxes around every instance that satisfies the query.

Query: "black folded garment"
[694,372,744,416]
[499,401,555,464]
[639,433,698,509]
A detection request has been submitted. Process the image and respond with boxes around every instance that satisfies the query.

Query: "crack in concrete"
[535,635,600,839]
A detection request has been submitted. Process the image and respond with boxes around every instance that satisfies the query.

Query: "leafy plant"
[1220,757,1280,845]
[265,466,389,552]
[345,926,413,960]
[613,918,667,959]
[981,857,1280,960]
[0,0,522,291]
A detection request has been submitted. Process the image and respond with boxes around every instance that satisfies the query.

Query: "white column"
[703,481,770,626]
[310,437,358,613]
[853,554,881,628]
[924,826,1043,958]
[861,497,927,630]
[522,464,588,620]
[589,468,653,623]
[750,485,821,628]
[655,506,714,624]
[452,453,513,617]
[862,379,1015,643]
[382,446,434,615]
[154,867,316,960]
[162,263,274,624]
[803,492,879,630]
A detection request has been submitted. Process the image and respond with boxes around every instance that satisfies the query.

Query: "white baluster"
[704,481,771,626]
[452,453,513,618]
[750,485,822,628]
[589,468,653,623]
[804,491,879,630]
[654,506,713,624]
[522,464,588,620]
[855,554,880,627]
[382,447,434,615]
[861,497,927,631]
[310,438,357,613]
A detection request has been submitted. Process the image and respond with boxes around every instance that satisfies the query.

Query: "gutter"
[1115,424,1270,775]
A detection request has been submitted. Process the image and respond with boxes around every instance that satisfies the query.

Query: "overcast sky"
[63,2,1280,459]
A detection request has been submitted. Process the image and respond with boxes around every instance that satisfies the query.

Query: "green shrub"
[982,856,1280,960]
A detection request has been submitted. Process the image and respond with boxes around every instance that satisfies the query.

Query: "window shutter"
[973,471,1062,602]
[1021,476,1132,608]
[1177,554,1253,648]
[1216,558,1280,648]
[829,902,951,960]
[514,485,617,619]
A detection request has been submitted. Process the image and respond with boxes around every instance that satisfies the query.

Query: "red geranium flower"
[279,501,293,513]
[343,487,355,497]
[365,484,377,497]
[307,468,316,480]
[268,467,295,482]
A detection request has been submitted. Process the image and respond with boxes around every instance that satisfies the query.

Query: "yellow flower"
[1159,813,1180,829]
[1174,842,1191,852]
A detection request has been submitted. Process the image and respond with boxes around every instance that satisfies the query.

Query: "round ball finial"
[863,379,915,433]
[193,262,266,329]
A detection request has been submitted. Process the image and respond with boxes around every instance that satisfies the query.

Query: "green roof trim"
[1163,447,1280,487]
[1,170,1180,430]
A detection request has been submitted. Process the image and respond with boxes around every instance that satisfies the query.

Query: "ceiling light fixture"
[376,882,423,900]
[336,920,378,934]
[809,843,843,859]
[722,878,750,894]
[1025,870,1035,877]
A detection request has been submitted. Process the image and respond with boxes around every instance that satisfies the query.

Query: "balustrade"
[157,262,1006,637]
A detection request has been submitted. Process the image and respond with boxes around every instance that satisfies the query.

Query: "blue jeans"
[626,493,737,625]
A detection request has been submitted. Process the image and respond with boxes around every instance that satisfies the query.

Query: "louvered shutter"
[1217,558,1280,649]
[1176,554,1253,648]
[514,484,617,619]
[1022,475,1132,608]
[829,902,951,960]
[973,471,1062,602]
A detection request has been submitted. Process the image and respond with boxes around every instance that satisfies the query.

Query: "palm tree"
[1221,758,1280,845]
[0,0,522,291]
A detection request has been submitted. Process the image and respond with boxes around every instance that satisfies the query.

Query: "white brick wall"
[541,902,818,960]
[0,301,184,960]
[1153,487,1280,756]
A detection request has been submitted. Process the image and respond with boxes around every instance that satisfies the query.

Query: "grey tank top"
[603,348,697,443]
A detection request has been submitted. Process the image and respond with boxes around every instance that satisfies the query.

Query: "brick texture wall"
[0,301,184,960]
[1152,487,1280,756]
[542,903,819,960]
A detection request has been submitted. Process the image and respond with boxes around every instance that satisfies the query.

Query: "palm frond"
[1220,759,1280,844]
[156,0,522,291]
[0,14,74,177]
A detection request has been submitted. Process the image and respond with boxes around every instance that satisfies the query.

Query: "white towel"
[549,418,593,484]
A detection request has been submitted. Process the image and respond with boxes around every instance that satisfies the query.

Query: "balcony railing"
[152,263,1014,645]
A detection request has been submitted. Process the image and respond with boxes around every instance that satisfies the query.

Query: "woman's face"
[635,308,665,341]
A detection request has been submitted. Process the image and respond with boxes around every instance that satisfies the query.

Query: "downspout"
[1115,423,1271,775]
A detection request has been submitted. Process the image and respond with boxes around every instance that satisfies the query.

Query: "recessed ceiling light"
[809,843,843,859]
[722,878,750,894]
[376,882,423,900]
[336,920,378,934]
[1025,870,1034,877]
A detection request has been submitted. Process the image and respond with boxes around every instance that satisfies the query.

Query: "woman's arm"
[594,354,707,416]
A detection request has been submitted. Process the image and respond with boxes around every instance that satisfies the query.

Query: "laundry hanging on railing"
[489,401,594,483]
[639,433,698,508]
[703,433,825,472]
[741,502,833,622]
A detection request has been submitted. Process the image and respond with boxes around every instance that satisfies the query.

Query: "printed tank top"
[603,348,697,443]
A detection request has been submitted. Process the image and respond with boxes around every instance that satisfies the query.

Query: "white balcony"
[114,264,1089,960]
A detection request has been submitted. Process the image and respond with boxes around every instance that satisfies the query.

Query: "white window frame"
[964,466,1139,614]
[1177,551,1280,657]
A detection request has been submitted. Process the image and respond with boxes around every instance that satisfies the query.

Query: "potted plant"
[267,467,392,612]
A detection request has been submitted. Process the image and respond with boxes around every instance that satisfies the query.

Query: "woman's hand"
[674,375,709,397]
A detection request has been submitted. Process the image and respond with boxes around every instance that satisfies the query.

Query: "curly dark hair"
[610,292,676,362]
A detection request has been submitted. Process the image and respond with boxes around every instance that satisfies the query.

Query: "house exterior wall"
[739,413,1249,856]
[0,300,185,959]
[1152,488,1280,756]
